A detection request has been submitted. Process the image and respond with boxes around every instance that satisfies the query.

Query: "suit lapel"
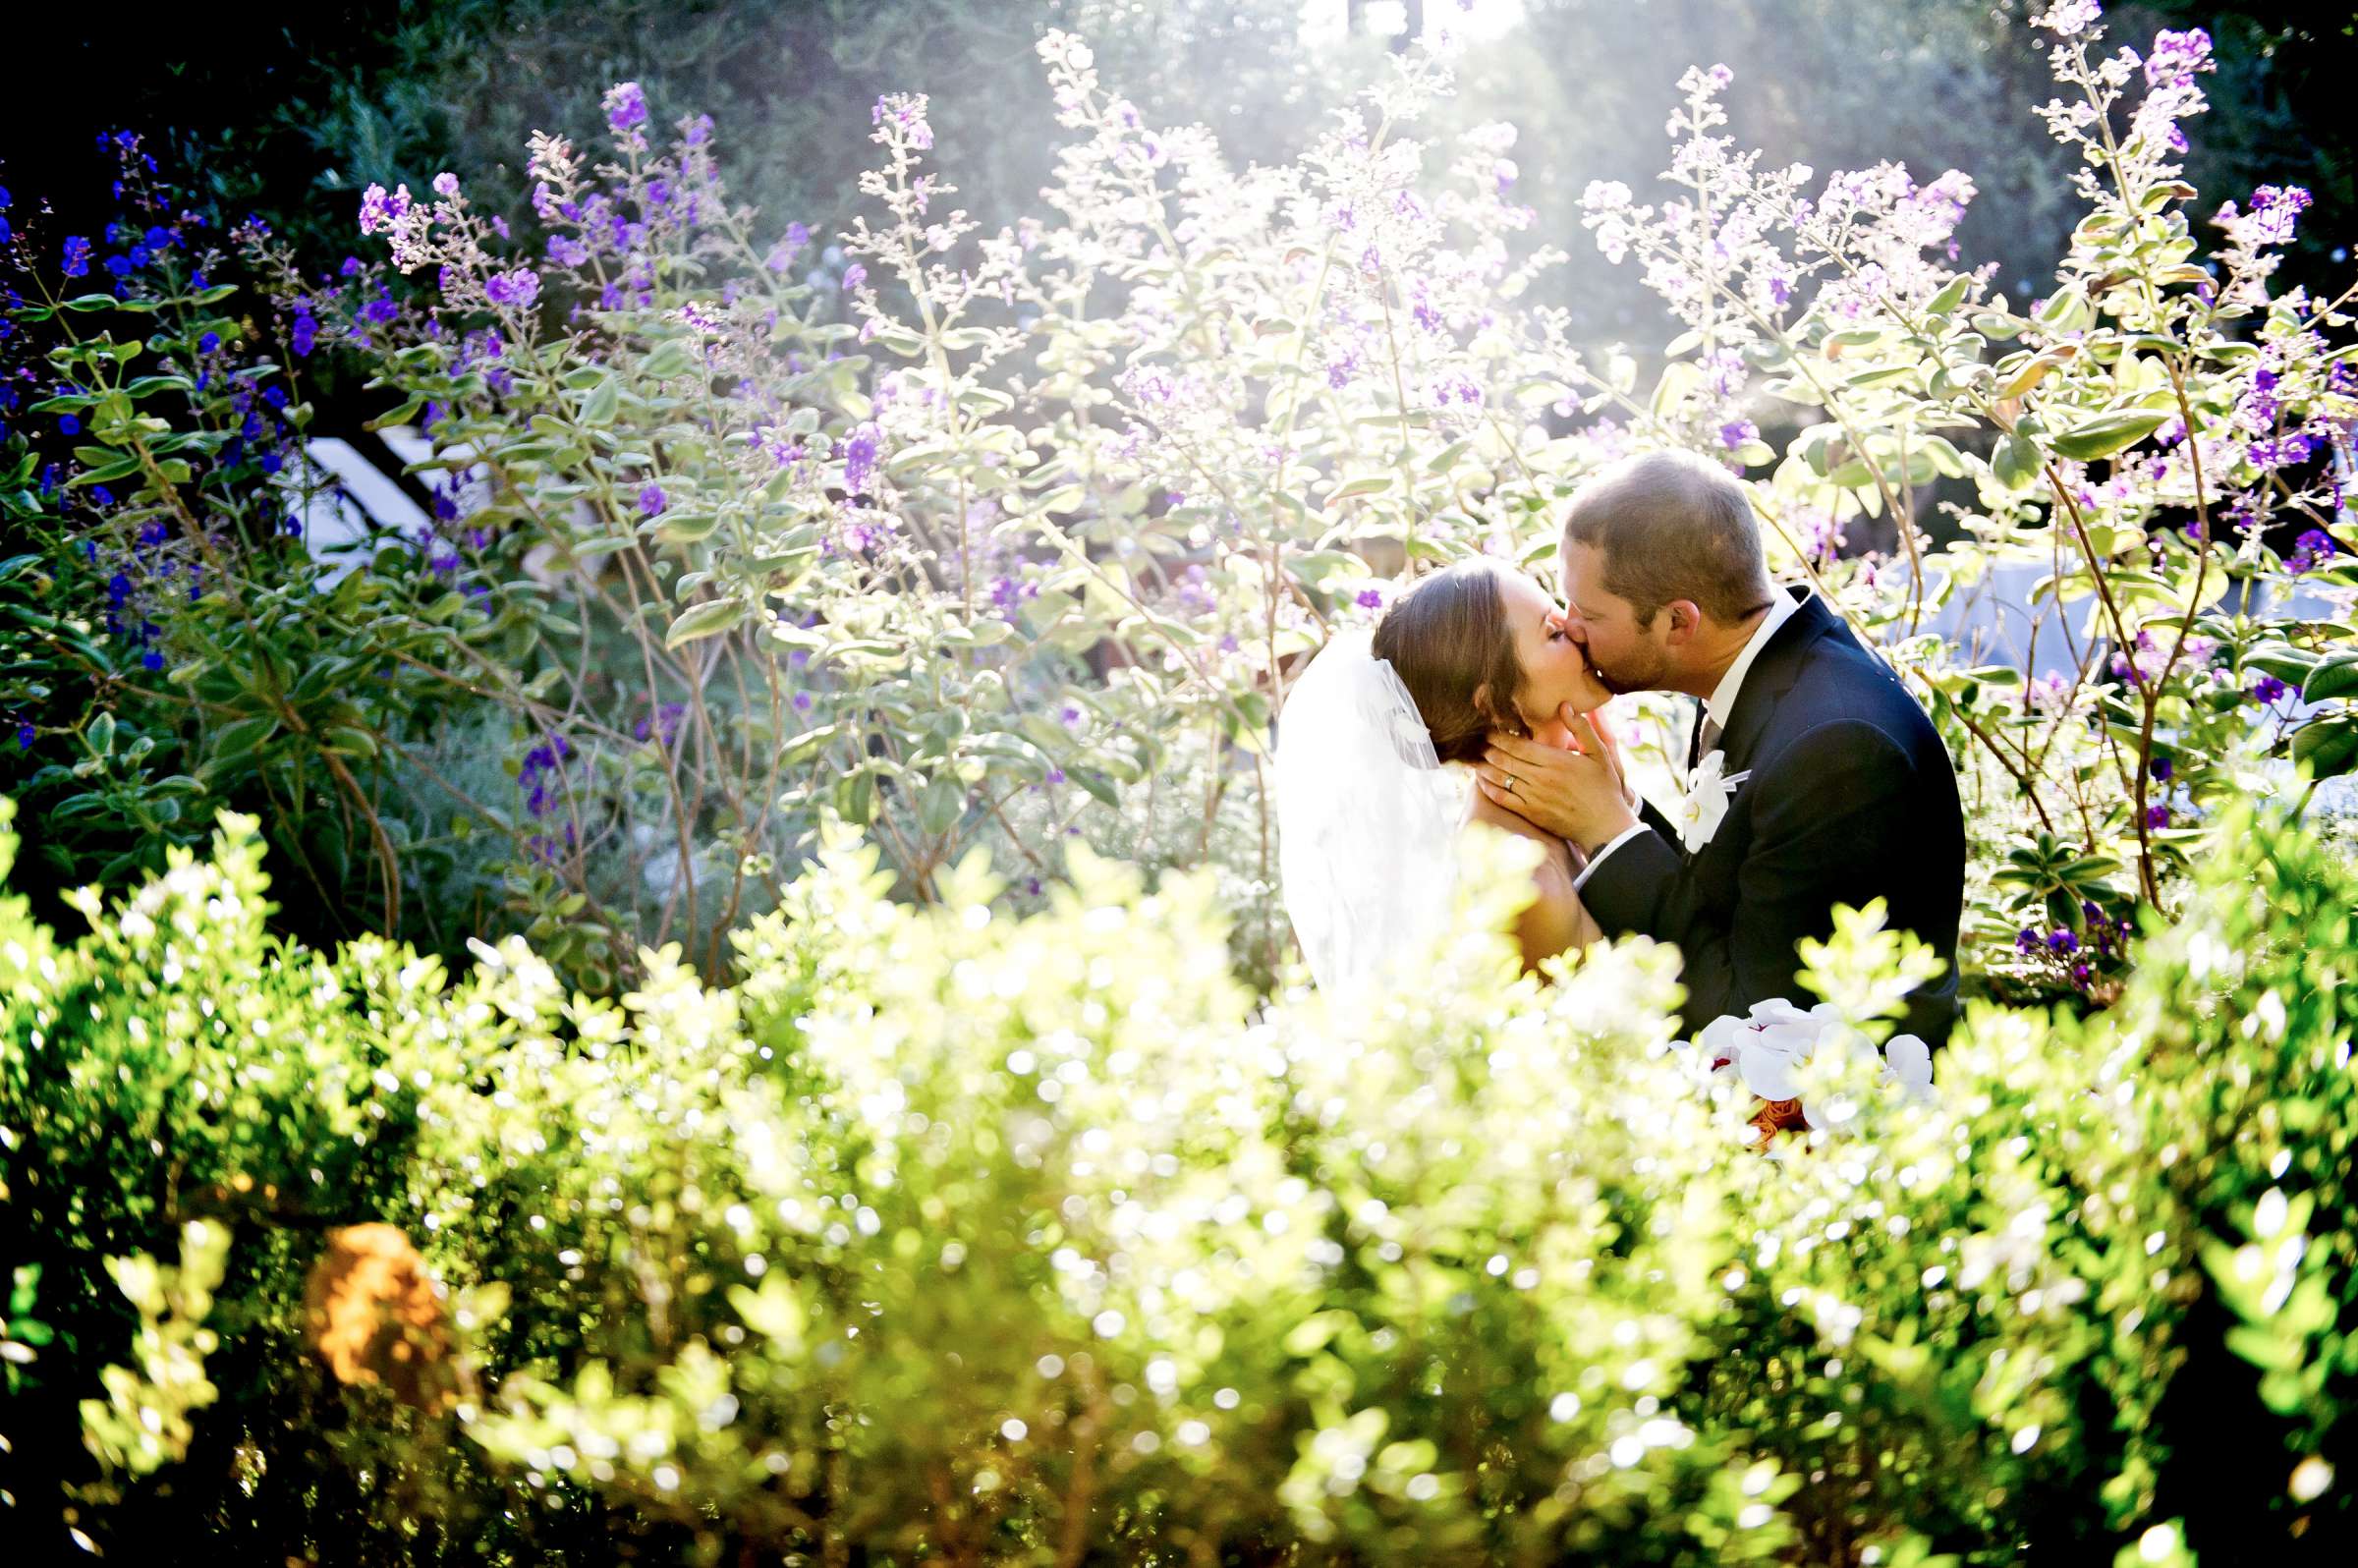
[1717,587,1833,772]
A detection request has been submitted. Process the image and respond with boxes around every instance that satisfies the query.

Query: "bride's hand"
[1564,705,1638,812]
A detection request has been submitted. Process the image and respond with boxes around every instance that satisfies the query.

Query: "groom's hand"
[1477,722,1637,852]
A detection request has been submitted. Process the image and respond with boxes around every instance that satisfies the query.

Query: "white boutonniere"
[1670,751,1751,853]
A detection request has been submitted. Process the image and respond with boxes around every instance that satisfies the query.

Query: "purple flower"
[2144,804,2170,829]
[638,481,667,517]
[792,690,814,714]
[842,422,882,496]
[871,93,933,151]
[62,236,92,277]
[604,82,649,136]
[484,268,540,309]
[2145,28,2214,88]
[2038,1,2103,39]
[431,172,461,199]
[290,306,318,358]
[2047,928,2079,955]
[2287,528,2338,575]
[547,234,590,268]
[1356,588,1384,609]
[2015,927,2040,955]
[2149,756,2172,782]
[1058,703,1083,729]
[358,182,412,237]
[2251,673,2287,703]
[842,262,868,292]
[1717,419,1759,452]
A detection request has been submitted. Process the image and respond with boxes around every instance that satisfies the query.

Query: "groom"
[1476,450,1965,1044]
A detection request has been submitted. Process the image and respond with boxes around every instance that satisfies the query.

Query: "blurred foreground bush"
[3,794,2354,1564]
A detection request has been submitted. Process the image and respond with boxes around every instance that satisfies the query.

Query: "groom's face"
[1559,542,1672,695]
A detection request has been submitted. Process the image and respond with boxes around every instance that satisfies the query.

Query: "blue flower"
[59,414,82,435]
[0,186,10,207]
[2251,673,2288,704]
[104,253,133,278]
[290,307,317,358]
[141,649,164,672]
[13,721,31,751]
[196,331,220,354]
[62,236,92,277]
[90,485,115,506]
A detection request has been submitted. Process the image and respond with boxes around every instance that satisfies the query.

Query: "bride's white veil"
[1274,630,1474,995]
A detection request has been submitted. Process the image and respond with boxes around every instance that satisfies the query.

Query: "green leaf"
[2049,409,2170,463]
[651,511,720,544]
[663,598,750,651]
[641,340,695,379]
[365,396,427,431]
[2292,718,2358,779]
[60,294,122,313]
[1924,274,1972,318]
[2298,651,2358,702]
[1324,476,1393,503]
[581,376,620,426]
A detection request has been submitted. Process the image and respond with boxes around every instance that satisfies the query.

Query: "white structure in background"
[279,434,432,587]
[287,425,594,590]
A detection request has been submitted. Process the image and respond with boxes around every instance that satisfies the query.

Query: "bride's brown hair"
[1370,557,1529,764]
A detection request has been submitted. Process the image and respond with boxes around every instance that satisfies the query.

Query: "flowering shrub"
[3,796,2355,1563]
[0,133,514,949]
[1572,4,2357,1002]
[5,7,2349,1006]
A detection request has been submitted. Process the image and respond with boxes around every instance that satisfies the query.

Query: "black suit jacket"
[1578,588,1965,1044]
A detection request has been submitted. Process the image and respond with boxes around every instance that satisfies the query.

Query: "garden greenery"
[1,0,2357,1559]
[2,795,2355,1562]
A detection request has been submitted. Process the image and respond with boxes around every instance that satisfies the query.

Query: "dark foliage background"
[9,1,2351,354]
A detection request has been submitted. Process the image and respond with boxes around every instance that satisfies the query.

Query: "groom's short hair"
[1560,450,1769,627]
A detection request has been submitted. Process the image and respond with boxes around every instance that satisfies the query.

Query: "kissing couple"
[1275,449,1966,1059]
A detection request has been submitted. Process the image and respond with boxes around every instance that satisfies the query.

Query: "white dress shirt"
[1573,588,1802,890]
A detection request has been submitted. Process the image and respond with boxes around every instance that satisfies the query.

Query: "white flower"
[1685,997,1937,1118]
[1671,751,1750,853]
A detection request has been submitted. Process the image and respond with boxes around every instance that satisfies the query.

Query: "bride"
[1276,557,1629,992]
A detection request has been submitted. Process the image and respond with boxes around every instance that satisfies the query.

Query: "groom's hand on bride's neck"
[1475,728,1638,853]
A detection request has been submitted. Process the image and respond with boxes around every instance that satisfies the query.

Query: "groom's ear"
[1663,598,1706,644]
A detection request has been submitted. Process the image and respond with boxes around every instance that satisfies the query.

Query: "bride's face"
[1495,569,1612,726]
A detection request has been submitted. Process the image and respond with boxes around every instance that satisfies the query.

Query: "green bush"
[4,795,2354,1563]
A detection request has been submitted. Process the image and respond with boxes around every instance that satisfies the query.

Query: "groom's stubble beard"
[1581,637,1670,697]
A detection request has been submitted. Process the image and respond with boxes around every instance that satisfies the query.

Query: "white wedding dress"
[1273,631,1474,995]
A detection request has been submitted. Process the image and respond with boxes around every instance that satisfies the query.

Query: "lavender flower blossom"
[484,269,539,309]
